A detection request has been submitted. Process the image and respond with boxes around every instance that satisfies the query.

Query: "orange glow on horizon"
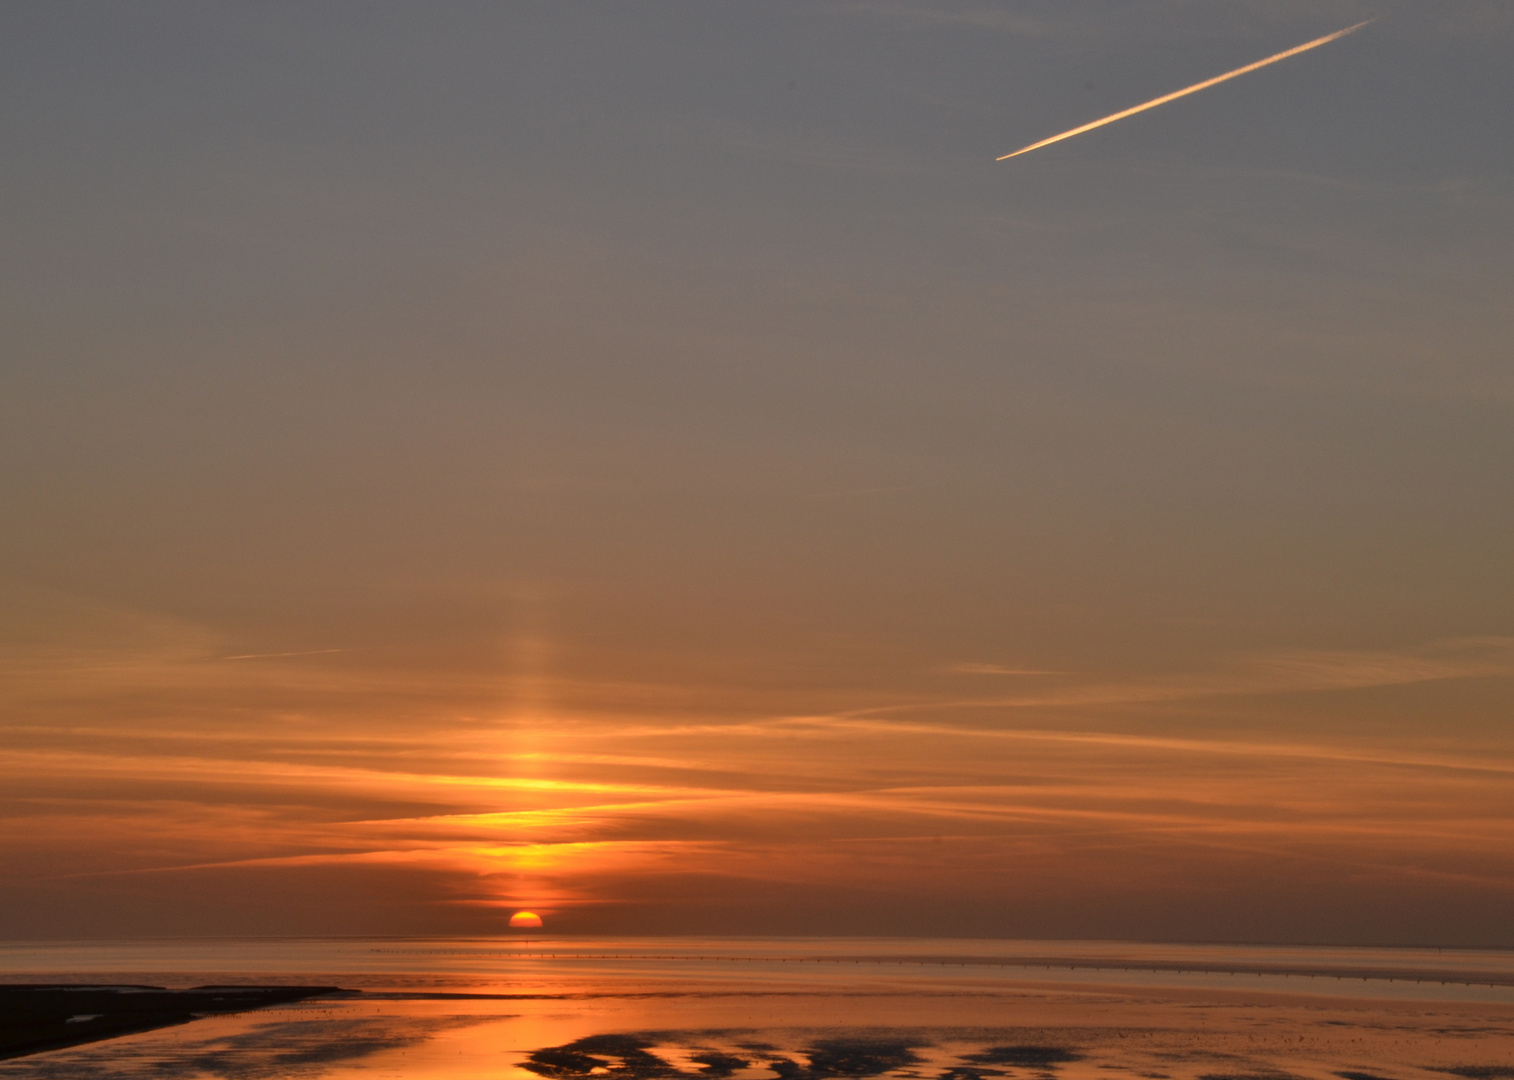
[5,593,1514,941]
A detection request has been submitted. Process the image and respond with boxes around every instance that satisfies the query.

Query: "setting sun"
[509,911,544,929]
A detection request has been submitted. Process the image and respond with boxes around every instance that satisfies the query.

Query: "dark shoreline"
[0,984,351,1061]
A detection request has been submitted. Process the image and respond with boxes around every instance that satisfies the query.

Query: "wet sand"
[2,978,1513,1079]
[3,940,1513,1079]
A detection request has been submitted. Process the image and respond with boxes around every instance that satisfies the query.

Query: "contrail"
[997,20,1372,160]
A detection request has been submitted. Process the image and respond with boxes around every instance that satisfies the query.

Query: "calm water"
[4,937,1514,1079]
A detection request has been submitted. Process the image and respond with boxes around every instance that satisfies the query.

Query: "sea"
[3,937,1514,1079]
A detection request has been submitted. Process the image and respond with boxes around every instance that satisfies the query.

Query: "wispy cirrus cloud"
[715,129,929,174]
[823,0,1049,35]
[904,637,1514,712]
[946,662,1073,676]
[7,613,1514,934]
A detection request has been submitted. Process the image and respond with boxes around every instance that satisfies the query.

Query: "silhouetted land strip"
[0,984,348,1061]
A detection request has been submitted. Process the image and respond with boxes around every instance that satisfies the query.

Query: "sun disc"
[509,910,544,928]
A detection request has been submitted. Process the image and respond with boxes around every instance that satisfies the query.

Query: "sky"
[3,0,1513,945]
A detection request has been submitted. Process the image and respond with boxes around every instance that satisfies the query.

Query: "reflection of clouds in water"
[0,1015,493,1080]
